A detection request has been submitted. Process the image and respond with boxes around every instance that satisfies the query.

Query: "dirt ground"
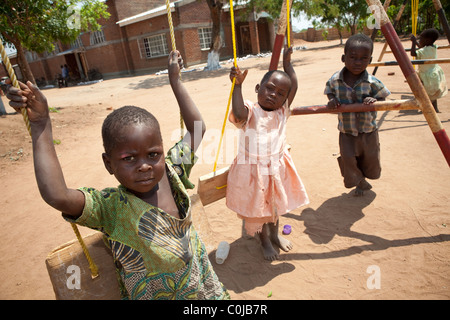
[0,38,449,300]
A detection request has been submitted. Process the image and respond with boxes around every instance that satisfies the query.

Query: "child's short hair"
[345,33,374,54]
[102,105,161,154]
[260,70,290,86]
[420,28,440,43]
[260,70,292,96]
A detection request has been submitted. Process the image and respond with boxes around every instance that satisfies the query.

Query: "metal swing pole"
[366,0,450,166]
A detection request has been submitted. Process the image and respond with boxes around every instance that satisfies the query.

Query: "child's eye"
[122,155,135,162]
[148,152,159,159]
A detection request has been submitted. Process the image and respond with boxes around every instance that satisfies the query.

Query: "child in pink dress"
[226,46,309,261]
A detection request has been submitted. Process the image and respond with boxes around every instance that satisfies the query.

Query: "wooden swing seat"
[45,194,212,300]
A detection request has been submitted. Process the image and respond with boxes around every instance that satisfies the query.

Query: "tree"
[293,0,371,43]
[0,0,109,84]
[204,0,223,70]
[203,0,284,70]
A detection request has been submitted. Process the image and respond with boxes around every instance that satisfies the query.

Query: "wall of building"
[293,26,372,42]
[0,1,271,84]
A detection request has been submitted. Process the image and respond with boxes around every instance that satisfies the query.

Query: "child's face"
[417,34,432,48]
[102,123,165,197]
[256,73,291,111]
[342,42,372,76]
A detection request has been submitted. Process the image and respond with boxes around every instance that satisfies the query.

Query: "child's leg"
[338,133,366,191]
[432,100,439,113]
[268,220,293,252]
[355,179,372,196]
[259,223,279,261]
[357,131,381,196]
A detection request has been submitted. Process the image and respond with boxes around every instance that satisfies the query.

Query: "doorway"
[240,25,252,55]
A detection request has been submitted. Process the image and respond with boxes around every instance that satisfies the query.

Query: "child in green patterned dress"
[6,51,229,300]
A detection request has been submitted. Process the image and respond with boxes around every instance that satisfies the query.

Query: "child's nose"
[138,161,152,172]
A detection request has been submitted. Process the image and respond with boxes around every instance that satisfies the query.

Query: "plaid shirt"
[324,68,390,136]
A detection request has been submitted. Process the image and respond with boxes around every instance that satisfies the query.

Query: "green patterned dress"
[65,141,229,300]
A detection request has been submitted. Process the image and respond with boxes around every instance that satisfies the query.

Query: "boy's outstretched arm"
[168,51,205,152]
[283,46,297,107]
[7,82,85,218]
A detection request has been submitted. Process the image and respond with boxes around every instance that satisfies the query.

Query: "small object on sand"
[282,225,292,235]
[388,72,395,76]
[215,241,230,264]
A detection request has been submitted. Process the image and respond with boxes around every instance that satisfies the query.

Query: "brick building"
[1,0,275,85]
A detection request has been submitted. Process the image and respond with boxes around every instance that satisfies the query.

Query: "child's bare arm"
[363,95,386,104]
[168,51,205,152]
[7,82,85,217]
[230,66,248,122]
[327,93,340,109]
[283,46,297,107]
[410,35,418,57]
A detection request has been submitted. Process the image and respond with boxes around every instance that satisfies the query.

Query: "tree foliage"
[243,0,450,37]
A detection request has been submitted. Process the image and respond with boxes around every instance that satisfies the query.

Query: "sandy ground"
[0,38,449,300]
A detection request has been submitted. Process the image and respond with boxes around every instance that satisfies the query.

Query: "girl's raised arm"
[230,65,249,123]
[283,46,298,107]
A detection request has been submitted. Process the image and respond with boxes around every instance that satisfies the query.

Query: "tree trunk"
[205,0,223,71]
[12,39,35,85]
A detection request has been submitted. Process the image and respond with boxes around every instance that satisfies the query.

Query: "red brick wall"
[293,26,372,42]
[114,0,163,21]
[177,1,212,66]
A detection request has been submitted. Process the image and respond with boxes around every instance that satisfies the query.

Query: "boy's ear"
[102,153,114,175]
[255,83,260,93]
[341,54,345,63]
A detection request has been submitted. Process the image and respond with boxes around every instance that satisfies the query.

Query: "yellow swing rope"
[213,0,237,173]
[411,0,419,37]
[411,0,419,67]
[0,41,99,279]
[286,0,291,47]
[165,0,184,139]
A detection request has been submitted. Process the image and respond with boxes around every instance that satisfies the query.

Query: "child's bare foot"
[261,237,279,261]
[259,224,279,261]
[271,233,293,252]
[354,179,372,196]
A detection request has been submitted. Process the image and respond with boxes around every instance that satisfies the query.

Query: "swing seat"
[45,195,212,300]
[197,166,229,206]
[45,232,121,300]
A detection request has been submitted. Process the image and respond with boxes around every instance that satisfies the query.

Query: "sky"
[291,12,314,32]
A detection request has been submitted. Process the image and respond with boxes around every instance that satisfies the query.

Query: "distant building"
[1,0,277,85]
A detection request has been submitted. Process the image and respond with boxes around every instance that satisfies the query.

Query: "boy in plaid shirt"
[325,34,390,196]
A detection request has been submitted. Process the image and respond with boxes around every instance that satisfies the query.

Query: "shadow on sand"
[211,190,450,294]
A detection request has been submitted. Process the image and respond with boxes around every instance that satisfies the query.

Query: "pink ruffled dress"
[226,100,309,236]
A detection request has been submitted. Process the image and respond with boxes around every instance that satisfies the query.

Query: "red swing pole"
[366,0,450,166]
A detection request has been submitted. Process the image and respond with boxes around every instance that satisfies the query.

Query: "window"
[25,51,38,62]
[90,29,105,45]
[71,36,83,49]
[138,34,168,59]
[198,27,212,50]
